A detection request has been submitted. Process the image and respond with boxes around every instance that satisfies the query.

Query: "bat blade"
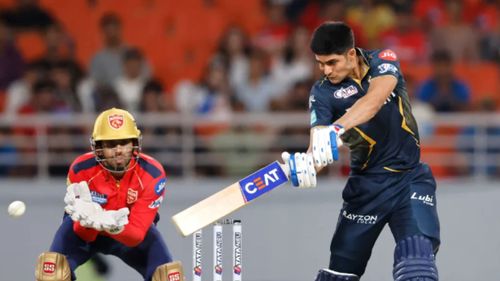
[172,161,288,237]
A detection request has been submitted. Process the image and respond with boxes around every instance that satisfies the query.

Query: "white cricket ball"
[8,200,26,218]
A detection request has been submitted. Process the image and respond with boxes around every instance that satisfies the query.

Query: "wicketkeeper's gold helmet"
[92,107,141,141]
[90,108,142,173]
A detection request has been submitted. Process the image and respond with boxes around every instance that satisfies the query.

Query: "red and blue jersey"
[67,152,167,247]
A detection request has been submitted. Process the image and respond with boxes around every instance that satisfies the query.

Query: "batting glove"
[281,152,317,188]
[312,124,344,168]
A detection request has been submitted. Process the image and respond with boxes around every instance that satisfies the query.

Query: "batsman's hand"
[311,124,344,168]
[281,152,317,188]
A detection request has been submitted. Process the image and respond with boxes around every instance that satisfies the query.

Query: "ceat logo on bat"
[239,161,288,202]
[108,114,124,129]
[378,49,397,61]
[43,262,56,274]
[167,271,181,281]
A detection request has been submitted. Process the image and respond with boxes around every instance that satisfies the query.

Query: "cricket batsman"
[281,22,440,280]
[35,108,184,281]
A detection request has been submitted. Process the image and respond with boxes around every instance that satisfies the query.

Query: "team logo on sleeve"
[377,63,398,74]
[108,114,124,129]
[333,85,358,99]
[127,188,138,204]
[149,196,164,209]
[155,178,167,195]
[378,49,397,61]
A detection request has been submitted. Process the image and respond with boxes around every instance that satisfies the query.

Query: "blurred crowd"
[0,0,499,178]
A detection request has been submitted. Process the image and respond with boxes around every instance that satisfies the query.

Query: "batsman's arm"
[334,75,397,131]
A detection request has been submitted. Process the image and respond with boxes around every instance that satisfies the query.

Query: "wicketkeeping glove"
[281,152,317,188]
[311,124,344,168]
[64,181,92,206]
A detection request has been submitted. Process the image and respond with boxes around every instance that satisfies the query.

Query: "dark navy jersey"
[309,48,420,173]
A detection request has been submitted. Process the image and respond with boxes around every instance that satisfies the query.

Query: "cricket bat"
[172,161,289,237]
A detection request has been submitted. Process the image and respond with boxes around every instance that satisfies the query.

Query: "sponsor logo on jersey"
[342,210,378,224]
[127,188,138,204]
[155,178,167,195]
[108,114,124,129]
[333,85,358,99]
[148,196,163,209]
[239,161,288,202]
[91,191,108,205]
[378,49,397,61]
[377,63,398,74]
[43,262,56,274]
[168,272,181,281]
[411,192,434,206]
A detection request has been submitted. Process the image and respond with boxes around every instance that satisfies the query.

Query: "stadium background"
[0,0,499,280]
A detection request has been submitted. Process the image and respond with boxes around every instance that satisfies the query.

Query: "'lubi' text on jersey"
[309,48,420,173]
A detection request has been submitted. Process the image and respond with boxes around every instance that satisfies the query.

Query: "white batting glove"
[281,152,317,188]
[312,124,344,168]
[64,181,92,206]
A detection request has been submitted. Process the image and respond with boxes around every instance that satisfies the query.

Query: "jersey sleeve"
[369,49,401,80]
[67,160,100,242]
[309,82,335,127]
[106,175,167,247]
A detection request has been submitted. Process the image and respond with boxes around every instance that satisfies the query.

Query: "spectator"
[252,0,293,55]
[299,0,367,47]
[273,79,312,111]
[233,48,280,112]
[380,4,428,64]
[139,80,182,175]
[139,80,173,113]
[34,22,81,73]
[476,0,499,62]
[92,85,123,113]
[215,25,251,93]
[0,17,25,91]
[89,13,150,87]
[49,60,82,112]
[270,25,313,97]
[18,79,69,114]
[346,0,396,48]
[113,47,149,112]
[174,58,232,119]
[0,0,54,31]
[4,61,47,117]
[429,0,480,62]
[416,50,471,112]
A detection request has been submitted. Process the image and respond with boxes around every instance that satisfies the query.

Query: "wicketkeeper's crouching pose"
[35,108,184,281]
